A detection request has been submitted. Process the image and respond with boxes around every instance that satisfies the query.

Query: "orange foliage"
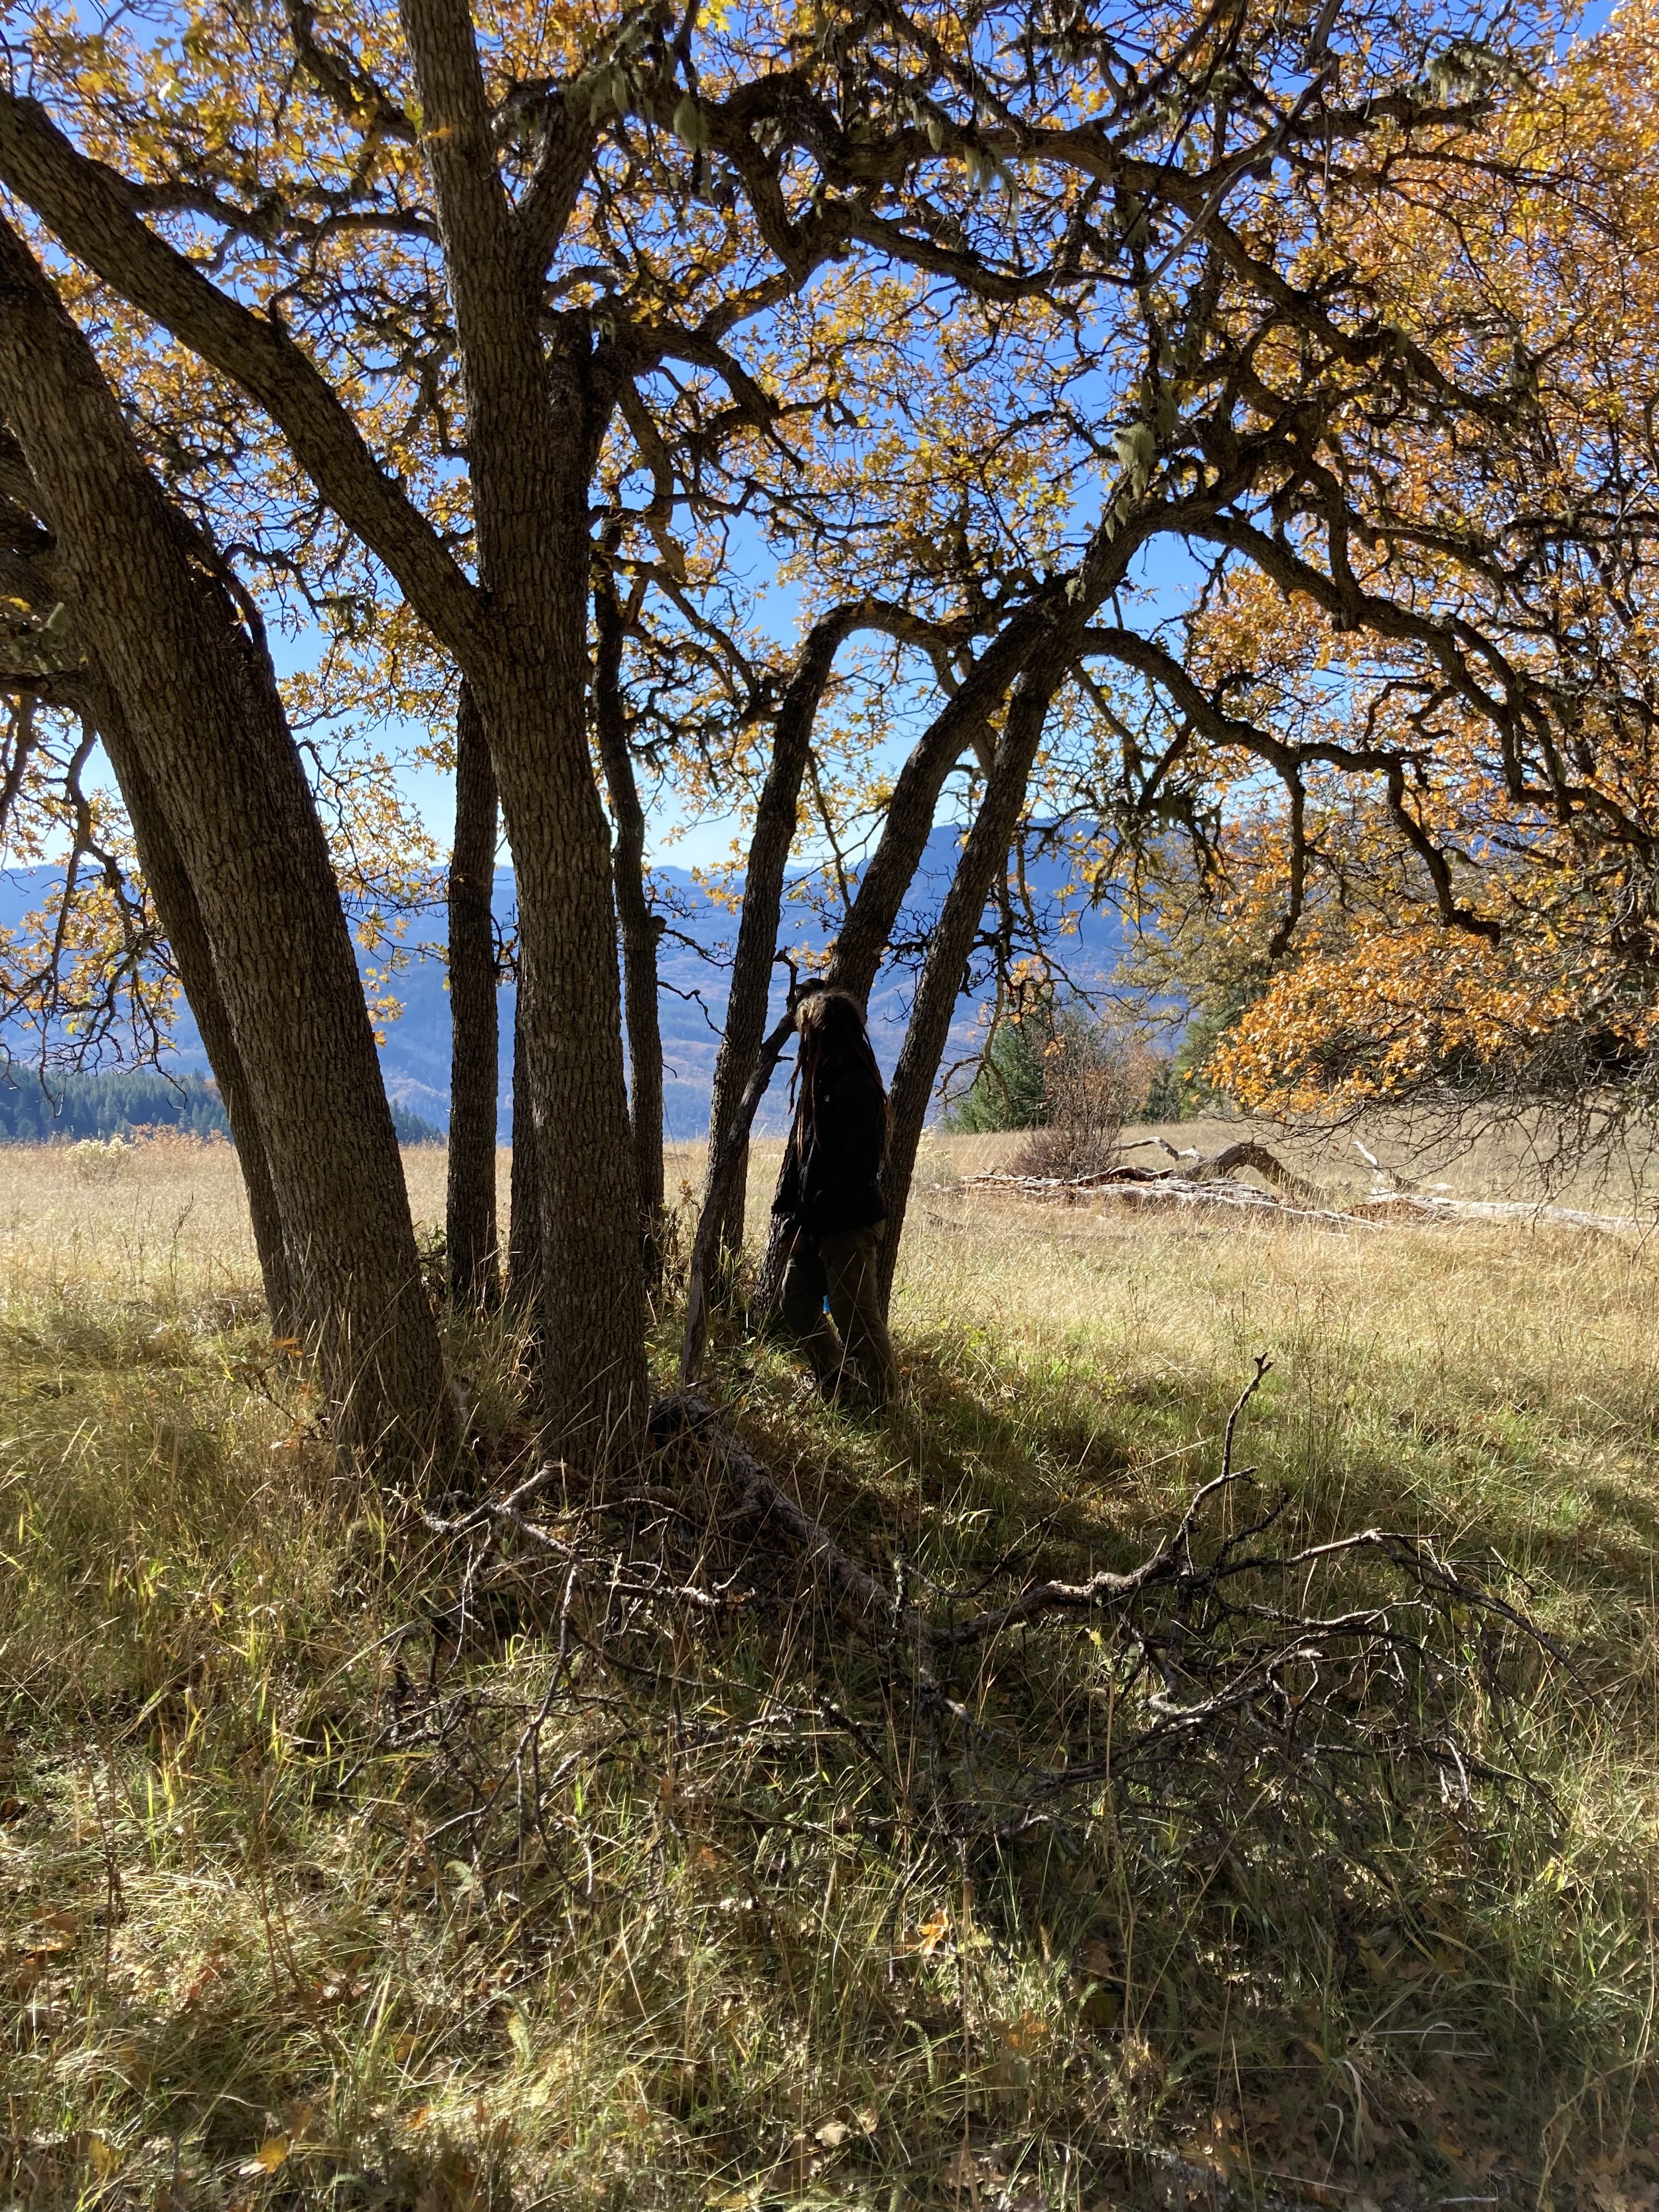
[1211,929,1654,1112]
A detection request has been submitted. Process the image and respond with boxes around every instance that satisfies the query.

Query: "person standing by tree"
[772,990,900,1410]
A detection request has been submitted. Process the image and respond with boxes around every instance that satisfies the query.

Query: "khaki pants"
[779,1224,899,1407]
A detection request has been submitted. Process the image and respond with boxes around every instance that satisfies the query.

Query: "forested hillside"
[3,834,1129,1135]
[0,1065,445,1144]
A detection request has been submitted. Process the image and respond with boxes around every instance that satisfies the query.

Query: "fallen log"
[952,1150,1368,1231]
[1187,1139,1326,1205]
[1347,1192,1644,1234]
[955,1138,1327,1203]
[951,1142,1646,1238]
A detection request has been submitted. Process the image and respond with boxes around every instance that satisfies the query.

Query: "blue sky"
[302,529,1214,875]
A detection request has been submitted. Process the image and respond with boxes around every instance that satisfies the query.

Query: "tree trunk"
[592,569,663,1274]
[0,518,295,1332]
[477,663,646,1445]
[680,994,802,1387]
[94,684,296,1331]
[826,597,1059,1000]
[0,214,455,1472]
[878,661,1067,1303]
[506,970,543,1325]
[446,679,500,1307]
[749,601,1057,1298]
[701,605,869,1262]
[399,0,648,1451]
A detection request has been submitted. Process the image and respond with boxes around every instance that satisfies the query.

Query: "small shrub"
[1011,1019,1161,1178]
[944,1012,1049,1132]
[68,1135,131,1181]
[948,997,1186,1145]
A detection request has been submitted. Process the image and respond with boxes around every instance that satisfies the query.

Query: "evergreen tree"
[945,1016,1050,1132]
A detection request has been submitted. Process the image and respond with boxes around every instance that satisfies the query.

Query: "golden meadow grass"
[4,1132,1659,2209]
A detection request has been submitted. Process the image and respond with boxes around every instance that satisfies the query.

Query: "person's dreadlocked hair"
[790,988,888,1155]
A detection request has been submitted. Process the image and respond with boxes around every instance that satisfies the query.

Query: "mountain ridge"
[1,829,1127,1134]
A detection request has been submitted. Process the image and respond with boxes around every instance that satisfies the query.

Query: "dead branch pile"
[954,1140,1366,1229]
[405,1363,1567,1872]
[954,1138,1646,1236]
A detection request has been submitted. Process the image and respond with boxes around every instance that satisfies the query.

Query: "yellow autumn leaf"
[86,2135,120,2178]
[238,2135,289,2176]
[899,1908,951,1956]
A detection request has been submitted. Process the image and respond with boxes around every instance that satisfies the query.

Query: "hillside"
[0,1065,445,1146]
[0,830,1128,1135]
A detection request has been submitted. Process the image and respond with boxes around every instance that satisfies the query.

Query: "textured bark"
[749,601,1059,1297]
[701,605,875,1262]
[680,996,801,1387]
[592,571,664,1268]
[0,62,649,1457]
[96,690,296,1331]
[398,0,648,1449]
[826,597,1060,1001]
[0,509,294,1328]
[0,94,488,670]
[877,659,1069,1303]
[446,680,500,1307]
[506,974,543,1325]
[0,216,453,1470]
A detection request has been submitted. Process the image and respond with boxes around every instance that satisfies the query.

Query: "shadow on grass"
[2,1275,1652,2211]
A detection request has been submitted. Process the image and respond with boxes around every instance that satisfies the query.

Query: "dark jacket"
[772,1062,887,1239]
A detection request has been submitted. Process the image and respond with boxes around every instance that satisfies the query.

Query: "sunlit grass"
[3,1134,1658,2207]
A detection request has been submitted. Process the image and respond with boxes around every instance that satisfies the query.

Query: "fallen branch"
[1188,1138,1326,1204]
[657,1363,1563,1658]
[951,1141,1645,1238]
[404,1366,1568,1867]
[1346,1191,1645,1234]
[954,1167,1374,1231]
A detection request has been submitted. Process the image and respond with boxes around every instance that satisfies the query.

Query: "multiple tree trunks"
[446,681,501,1309]
[0,0,1626,1484]
[0,38,654,1461]
[398,0,648,1453]
[0,214,455,1472]
[826,599,1063,1006]
[0,505,296,1332]
[735,603,1071,1308]
[593,569,665,1270]
[480,658,648,1446]
[700,611,861,1263]
[0,28,1273,1454]
[698,601,940,1263]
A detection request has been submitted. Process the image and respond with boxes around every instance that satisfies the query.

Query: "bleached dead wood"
[950,1141,1648,1236]
[1188,1139,1327,1204]
[953,1139,1350,1225]
[1346,1192,1645,1234]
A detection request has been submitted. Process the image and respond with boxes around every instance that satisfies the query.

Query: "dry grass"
[4,1131,1659,2209]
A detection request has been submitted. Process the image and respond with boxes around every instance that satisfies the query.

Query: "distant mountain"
[0,829,1127,1136]
[0,1063,444,1145]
